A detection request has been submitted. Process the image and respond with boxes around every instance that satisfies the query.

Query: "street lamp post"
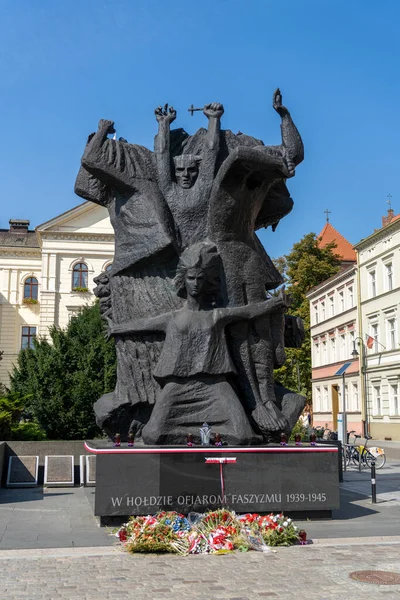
[351,337,369,437]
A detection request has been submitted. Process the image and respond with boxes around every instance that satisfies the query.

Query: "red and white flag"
[366,334,374,349]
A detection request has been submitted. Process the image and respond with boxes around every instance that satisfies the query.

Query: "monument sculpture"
[75,89,305,445]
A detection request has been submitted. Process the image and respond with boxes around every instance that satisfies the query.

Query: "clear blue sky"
[1,0,399,259]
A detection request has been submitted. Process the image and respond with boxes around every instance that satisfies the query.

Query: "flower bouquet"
[116,509,305,555]
[122,512,191,554]
[238,512,300,546]
[190,509,244,554]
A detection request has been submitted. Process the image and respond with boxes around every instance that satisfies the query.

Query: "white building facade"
[354,211,400,440]
[0,202,114,387]
[308,211,400,441]
[307,265,362,434]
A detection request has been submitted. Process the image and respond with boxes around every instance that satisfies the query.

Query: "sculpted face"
[174,155,200,189]
[185,268,206,297]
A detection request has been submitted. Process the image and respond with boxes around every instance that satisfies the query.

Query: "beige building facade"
[0,202,114,387]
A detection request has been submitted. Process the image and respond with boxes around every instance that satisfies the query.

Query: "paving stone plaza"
[1,542,400,599]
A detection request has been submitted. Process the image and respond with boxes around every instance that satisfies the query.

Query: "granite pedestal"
[85,442,340,524]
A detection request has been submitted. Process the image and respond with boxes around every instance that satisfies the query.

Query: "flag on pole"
[366,334,374,349]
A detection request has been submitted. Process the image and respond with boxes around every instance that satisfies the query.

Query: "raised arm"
[198,102,224,184]
[218,290,290,326]
[272,89,304,176]
[81,119,136,194]
[154,104,176,193]
[110,312,169,337]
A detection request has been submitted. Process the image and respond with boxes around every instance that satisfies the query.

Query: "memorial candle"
[214,433,223,447]
[299,530,307,544]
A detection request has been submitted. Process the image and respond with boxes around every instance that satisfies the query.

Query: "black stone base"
[86,442,340,520]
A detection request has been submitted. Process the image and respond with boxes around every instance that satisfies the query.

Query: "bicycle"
[343,431,386,469]
[342,430,359,467]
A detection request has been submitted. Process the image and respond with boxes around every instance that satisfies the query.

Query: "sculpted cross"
[324,208,331,223]
[188,104,204,116]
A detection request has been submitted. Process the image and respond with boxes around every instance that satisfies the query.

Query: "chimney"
[382,208,394,228]
[9,219,30,234]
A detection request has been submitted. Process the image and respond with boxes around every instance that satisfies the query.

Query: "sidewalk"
[296,458,400,540]
[0,486,113,549]
[374,439,400,461]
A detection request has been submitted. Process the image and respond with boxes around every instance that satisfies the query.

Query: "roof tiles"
[317,223,356,262]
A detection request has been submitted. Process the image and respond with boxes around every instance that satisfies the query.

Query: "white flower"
[283,521,288,527]
[293,526,298,531]
[287,518,292,523]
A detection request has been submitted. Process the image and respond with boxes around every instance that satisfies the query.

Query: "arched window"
[24,277,38,300]
[105,263,113,273]
[72,262,88,289]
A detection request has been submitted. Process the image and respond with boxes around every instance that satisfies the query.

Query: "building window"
[387,317,397,350]
[353,383,359,412]
[314,342,320,367]
[370,323,379,353]
[72,262,88,289]
[21,326,37,350]
[105,263,113,273]
[321,301,326,321]
[348,329,355,356]
[323,386,329,412]
[330,337,336,362]
[314,304,318,324]
[322,340,327,364]
[339,290,344,312]
[385,263,393,291]
[23,277,38,300]
[347,286,354,307]
[329,295,334,317]
[315,387,321,412]
[369,270,376,298]
[340,333,346,360]
[390,383,399,415]
[373,385,382,415]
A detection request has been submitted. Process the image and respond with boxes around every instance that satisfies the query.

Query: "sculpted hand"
[270,287,291,310]
[272,88,289,117]
[203,102,224,119]
[110,323,125,337]
[98,119,116,135]
[155,103,177,124]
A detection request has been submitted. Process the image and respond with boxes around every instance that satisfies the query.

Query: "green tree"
[10,301,116,439]
[274,233,342,402]
[0,391,46,440]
